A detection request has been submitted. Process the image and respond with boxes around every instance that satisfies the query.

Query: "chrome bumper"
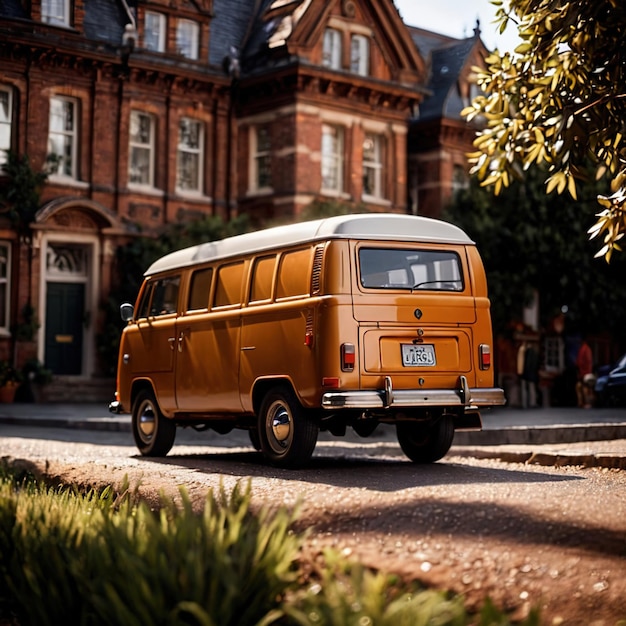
[321,375,506,410]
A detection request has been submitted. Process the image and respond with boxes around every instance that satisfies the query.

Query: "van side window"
[249,255,276,303]
[214,262,244,307]
[359,248,463,291]
[150,276,181,315]
[136,283,154,319]
[276,249,310,299]
[188,268,213,311]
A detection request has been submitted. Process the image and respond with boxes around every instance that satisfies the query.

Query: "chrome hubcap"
[138,402,156,439]
[267,401,293,454]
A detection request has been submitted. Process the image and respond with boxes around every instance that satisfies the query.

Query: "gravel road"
[1,424,625,626]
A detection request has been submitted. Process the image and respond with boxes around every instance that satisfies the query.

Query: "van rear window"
[359,248,463,291]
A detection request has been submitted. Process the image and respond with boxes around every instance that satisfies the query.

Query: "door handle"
[168,337,176,350]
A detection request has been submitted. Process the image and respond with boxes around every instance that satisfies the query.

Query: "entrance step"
[38,377,115,404]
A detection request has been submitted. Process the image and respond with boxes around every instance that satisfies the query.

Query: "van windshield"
[359,248,463,292]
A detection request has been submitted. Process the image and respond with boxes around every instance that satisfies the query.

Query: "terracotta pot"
[0,383,18,403]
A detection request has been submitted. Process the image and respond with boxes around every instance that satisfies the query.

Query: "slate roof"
[0,0,27,18]
[409,26,480,121]
[209,0,269,69]
[83,0,129,46]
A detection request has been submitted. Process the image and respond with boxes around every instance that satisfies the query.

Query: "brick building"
[0,0,485,396]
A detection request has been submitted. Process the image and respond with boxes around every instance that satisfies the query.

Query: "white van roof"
[145,213,474,275]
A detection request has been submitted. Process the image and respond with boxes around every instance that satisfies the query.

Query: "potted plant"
[0,360,23,403]
[16,359,52,402]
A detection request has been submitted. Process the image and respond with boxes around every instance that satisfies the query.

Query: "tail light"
[479,344,491,370]
[341,343,355,372]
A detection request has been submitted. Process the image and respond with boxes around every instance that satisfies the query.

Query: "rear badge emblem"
[414,308,423,320]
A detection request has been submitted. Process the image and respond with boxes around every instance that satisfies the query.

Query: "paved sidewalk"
[1,402,626,469]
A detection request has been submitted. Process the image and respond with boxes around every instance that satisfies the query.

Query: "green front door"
[45,282,85,375]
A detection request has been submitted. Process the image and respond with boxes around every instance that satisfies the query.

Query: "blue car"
[595,354,626,406]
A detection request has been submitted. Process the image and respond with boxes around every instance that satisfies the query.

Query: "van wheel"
[396,413,454,463]
[248,428,262,451]
[132,389,176,457]
[258,387,318,468]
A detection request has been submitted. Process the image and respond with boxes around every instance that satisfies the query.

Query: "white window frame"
[0,242,10,335]
[129,110,155,188]
[321,124,344,193]
[0,86,13,169]
[42,0,70,26]
[176,118,204,194]
[350,34,369,76]
[362,133,384,199]
[48,96,78,180]
[176,19,199,60]
[144,11,166,52]
[322,28,342,70]
[251,124,272,192]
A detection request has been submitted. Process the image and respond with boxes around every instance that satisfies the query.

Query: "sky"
[393,0,520,53]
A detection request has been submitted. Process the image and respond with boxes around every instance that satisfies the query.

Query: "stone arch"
[35,196,125,233]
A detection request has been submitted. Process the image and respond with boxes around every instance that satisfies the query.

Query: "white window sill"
[48,176,89,190]
[246,187,274,198]
[320,189,350,200]
[175,190,212,203]
[362,194,391,207]
[127,184,164,197]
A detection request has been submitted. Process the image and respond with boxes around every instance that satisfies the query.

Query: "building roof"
[145,213,474,275]
[408,24,484,122]
[83,0,128,46]
[0,0,26,18]
[209,0,266,68]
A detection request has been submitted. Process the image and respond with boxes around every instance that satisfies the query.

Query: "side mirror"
[120,303,134,322]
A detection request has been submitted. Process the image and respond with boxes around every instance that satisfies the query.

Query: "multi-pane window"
[351,35,369,76]
[362,133,383,198]
[42,0,69,26]
[144,11,166,52]
[48,97,77,179]
[176,19,199,60]
[322,29,342,69]
[0,243,10,332]
[321,124,344,192]
[0,87,12,168]
[253,125,271,190]
[176,118,203,193]
[129,111,155,187]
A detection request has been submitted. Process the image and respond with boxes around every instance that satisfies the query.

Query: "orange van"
[110,214,505,467]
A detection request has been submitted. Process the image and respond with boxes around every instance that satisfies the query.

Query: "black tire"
[257,386,318,468]
[131,389,176,457]
[248,428,262,451]
[396,413,455,463]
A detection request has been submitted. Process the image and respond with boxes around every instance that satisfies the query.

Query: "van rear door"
[352,243,477,388]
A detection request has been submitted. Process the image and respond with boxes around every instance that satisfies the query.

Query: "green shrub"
[0,466,543,626]
[0,472,301,626]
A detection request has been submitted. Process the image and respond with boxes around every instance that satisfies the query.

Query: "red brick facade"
[0,0,482,386]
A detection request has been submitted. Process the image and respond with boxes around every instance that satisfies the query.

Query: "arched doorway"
[34,198,124,378]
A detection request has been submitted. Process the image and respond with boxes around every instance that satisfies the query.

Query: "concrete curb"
[451,446,626,470]
[453,423,626,446]
[0,416,132,432]
[3,414,626,470]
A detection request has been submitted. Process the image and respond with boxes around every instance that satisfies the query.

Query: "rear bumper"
[321,375,506,410]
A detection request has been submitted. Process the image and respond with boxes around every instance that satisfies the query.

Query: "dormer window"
[144,11,166,52]
[350,34,369,76]
[176,19,199,60]
[322,29,342,70]
[42,0,70,26]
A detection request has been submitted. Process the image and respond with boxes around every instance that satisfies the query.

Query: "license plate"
[401,343,436,367]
